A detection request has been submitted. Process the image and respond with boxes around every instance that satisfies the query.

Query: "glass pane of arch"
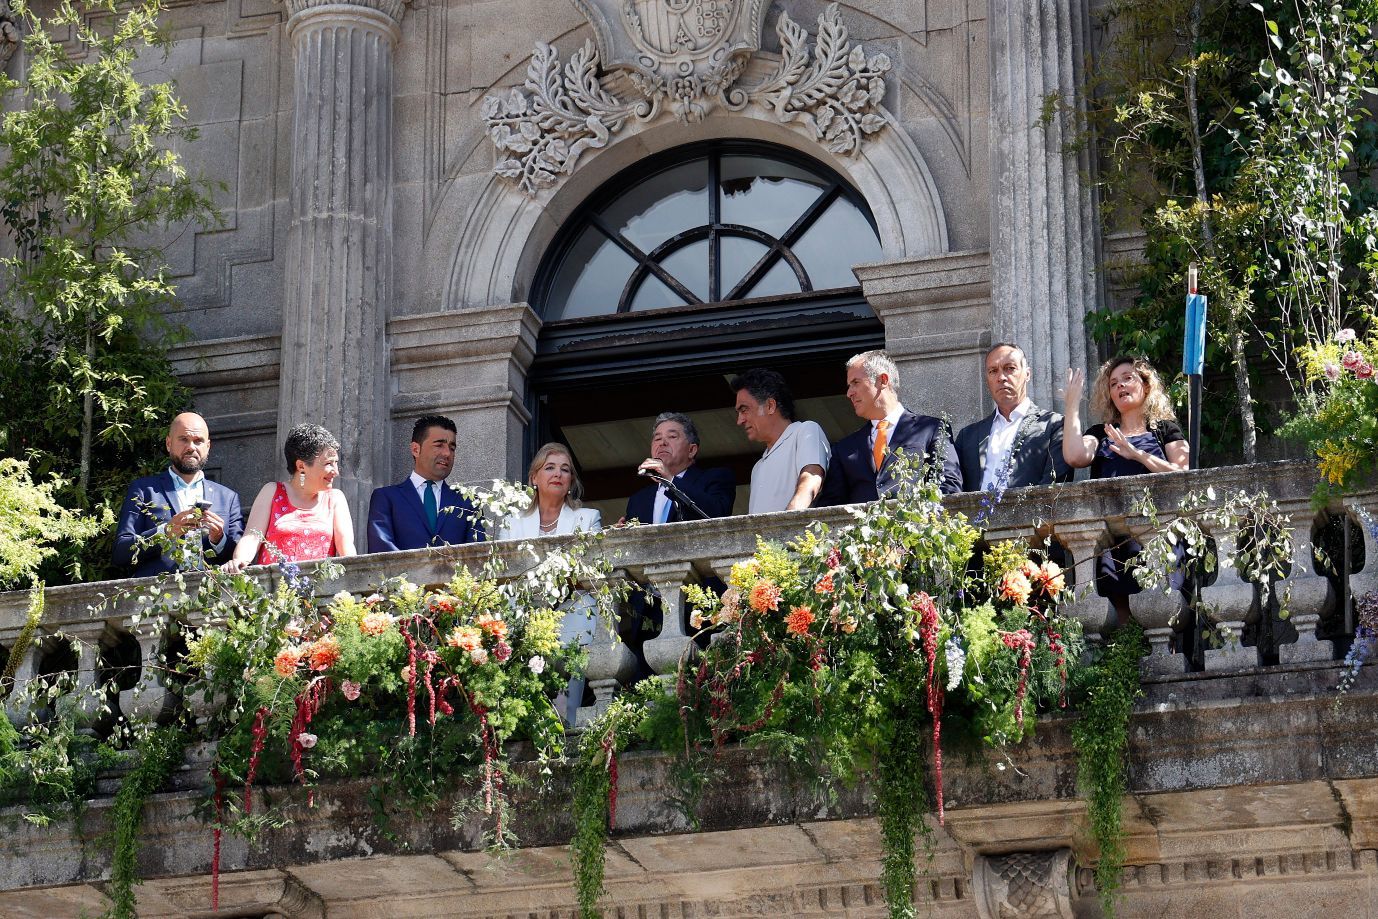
[539,142,881,322]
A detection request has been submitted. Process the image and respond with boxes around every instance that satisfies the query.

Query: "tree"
[0,0,220,581]
[1244,0,1378,378]
[1082,0,1272,462]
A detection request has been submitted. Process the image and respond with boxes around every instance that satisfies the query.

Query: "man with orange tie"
[814,349,962,505]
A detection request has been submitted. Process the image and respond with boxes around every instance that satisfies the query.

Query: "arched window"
[539,143,883,320]
[529,141,886,518]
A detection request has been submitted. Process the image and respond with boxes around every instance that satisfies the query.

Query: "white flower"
[470,648,489,665]
[689,610,704,629]
[331,590,353,604]
[297,732,317,749]
[1337,328,1357,343]
[528,655,546,674]
[944,637,966,691]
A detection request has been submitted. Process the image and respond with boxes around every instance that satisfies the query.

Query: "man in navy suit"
[367,415,485,553]
[624,412,736,524]
[815,349,962,505]
[112,412,244,577]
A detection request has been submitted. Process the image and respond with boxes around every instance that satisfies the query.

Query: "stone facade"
[0,0,1108,515]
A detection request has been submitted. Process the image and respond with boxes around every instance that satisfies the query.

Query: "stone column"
[989,0,1101,405]
[278,0,403,522]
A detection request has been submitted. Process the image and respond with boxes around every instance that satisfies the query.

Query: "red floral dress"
[255,483,336,564]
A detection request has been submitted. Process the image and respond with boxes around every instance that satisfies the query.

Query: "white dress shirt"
[980,398,1032,491]
[408,471,444,510]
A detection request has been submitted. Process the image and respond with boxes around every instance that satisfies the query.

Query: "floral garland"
[573,463,1084,919]
[1285,326,1378,493]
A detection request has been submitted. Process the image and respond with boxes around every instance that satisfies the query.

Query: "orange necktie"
[872,420,889,471]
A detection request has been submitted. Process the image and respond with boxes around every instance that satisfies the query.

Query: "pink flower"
[341,680,361,701]
[1357,362,1375,381]
[469,647,489,665]
[297,732,317,749]
[1324,362,1342,381]
[493,640,512,663]
[528,655,546,674]
[1337,328,1357,343]
[1342,350,1363,371]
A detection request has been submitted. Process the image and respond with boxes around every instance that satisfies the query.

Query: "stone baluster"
[708,556,747,646]
[65,623,112,731]
[2,637,40,726]
[973,848,1097,919]
[1107,514,1187,676]
[575,568,637,729]
[1052,523,1112,648]
[989,0,1101,407]
[277,0,404,527]
[1199,530,1260,672]
[1277,510,1336,664]
[119,615,175,724]
[640,562,696,678]
[1346,499,1378,601]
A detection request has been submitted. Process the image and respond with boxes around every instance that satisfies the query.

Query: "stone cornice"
[284,0,407,30]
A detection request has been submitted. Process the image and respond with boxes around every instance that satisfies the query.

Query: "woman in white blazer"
[499,443,601,724]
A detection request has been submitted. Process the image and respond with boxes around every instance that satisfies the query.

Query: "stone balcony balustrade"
[2,460,1378,917]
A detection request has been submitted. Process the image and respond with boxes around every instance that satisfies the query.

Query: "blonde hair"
[1090,355,1177,426]
[526,442,583,509]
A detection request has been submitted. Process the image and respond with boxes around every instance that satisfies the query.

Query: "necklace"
[538,514,559,534]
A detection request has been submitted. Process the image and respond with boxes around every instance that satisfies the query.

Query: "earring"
[298,471,306,488]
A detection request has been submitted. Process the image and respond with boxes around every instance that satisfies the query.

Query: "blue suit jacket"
[112,470,244,578]
[624,463,736,524]
[815,410,962,505]
[366,479,486,553]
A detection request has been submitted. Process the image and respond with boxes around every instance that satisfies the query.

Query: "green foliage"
[0,458,106,589]
[1072,622,1147,916]
[0,0,221,583]
[104,727,188,919]
[1,588,44,693]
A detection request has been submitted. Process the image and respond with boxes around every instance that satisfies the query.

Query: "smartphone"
[194,500,213,512]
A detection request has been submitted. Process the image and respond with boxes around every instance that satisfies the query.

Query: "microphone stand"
[639,469,710,521]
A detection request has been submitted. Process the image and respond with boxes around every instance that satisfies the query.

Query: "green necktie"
[423,481,438,531]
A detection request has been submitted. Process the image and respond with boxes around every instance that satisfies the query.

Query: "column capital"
[285,0,407,36]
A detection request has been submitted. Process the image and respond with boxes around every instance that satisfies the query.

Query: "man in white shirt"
[955,342,1073,492]
[731,368,830,514]
[366,415,486,552]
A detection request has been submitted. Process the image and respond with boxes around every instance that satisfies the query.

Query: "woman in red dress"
[222,424,357,572]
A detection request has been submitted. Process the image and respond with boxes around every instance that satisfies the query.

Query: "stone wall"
[0,0,1111,517]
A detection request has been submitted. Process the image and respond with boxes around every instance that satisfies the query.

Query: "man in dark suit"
[625,412,735,524]
[955,342,1073,492]
[366,415,485,553]
[112,412,244,577]
[815,350,962,505]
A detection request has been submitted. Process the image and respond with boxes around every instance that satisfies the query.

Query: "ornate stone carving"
[973,849,1098,919]
[481,2,891,195]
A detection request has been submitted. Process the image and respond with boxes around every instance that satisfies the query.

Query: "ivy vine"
[1072,621,1146,916]
[103,726,188,919]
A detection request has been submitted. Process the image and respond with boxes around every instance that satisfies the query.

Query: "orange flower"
[785,605,815,636]
[1020,559,1040,580]
[748,579,783,613]
[999,570,1033,605]
[273,646,303,678]
[475,612,508,639]
[306,635,341,671]
[814,574,835,595]
[360,611,392,637]
[447,626,483,652]
[840,617,858,634]
[1034,561,1066,595]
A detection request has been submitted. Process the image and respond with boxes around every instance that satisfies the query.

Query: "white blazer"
[498,504,601,541]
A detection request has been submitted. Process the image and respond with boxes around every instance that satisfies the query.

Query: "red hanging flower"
[1001,629,1037,729]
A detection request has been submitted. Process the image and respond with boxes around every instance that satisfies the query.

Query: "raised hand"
[1059,367,1085,408]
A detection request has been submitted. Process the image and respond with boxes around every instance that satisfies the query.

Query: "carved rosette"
[481,2,891,196]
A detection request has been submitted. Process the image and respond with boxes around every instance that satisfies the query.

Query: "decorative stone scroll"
[481,2,891,195]
[973,849,1098,919]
